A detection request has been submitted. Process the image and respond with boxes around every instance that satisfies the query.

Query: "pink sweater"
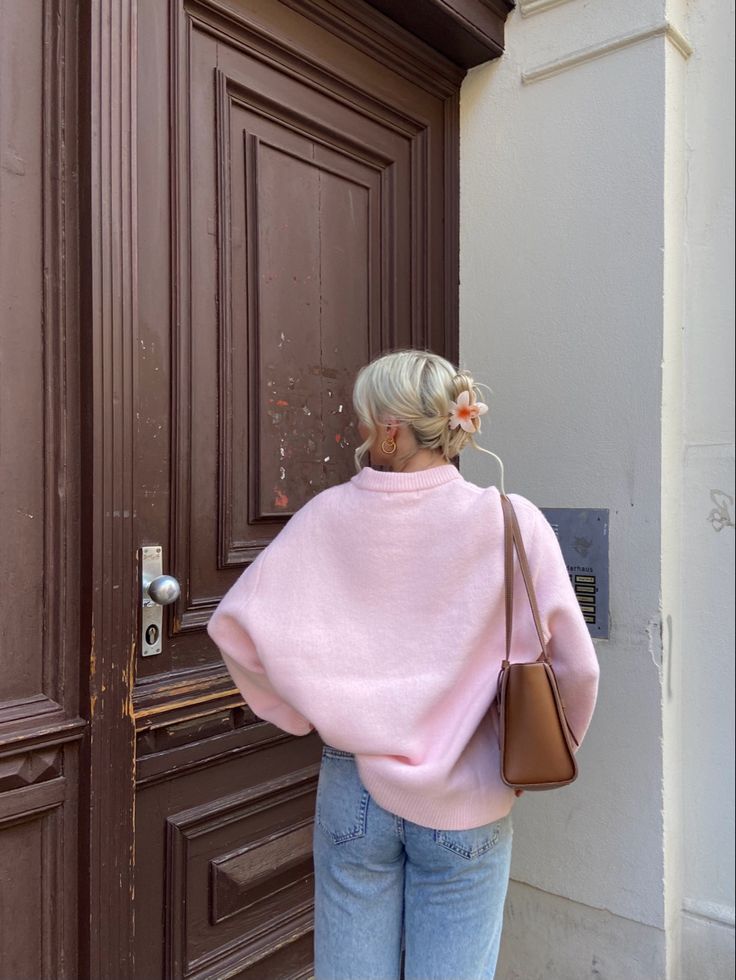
[207,463,600,830]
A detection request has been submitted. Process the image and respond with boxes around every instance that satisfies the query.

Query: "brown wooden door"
[1,0,514,976]
[0,2,83,977]
[82,1,463,978]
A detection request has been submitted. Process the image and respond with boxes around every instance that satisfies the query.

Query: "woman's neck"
[388,450,449,473]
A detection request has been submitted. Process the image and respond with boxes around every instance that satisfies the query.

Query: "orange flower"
[449,390,489,433]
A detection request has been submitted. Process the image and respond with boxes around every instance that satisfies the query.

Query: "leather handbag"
[496,495,579,790]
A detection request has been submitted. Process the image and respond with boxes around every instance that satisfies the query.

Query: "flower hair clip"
[448,390,489,433]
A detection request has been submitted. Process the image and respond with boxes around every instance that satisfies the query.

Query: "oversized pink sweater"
[207,463,600,830]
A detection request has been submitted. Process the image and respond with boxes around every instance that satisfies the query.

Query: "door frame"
[78,0,510,974]
[78,1,139,974]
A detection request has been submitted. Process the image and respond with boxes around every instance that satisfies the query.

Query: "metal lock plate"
[141,545,163,656]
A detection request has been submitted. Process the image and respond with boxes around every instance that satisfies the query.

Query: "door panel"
[224,100,382,523]
[131,1,460,975]
[135,735,318,979]
[0,1,82,977]
[137,4,428,682]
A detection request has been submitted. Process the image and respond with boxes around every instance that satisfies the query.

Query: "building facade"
[0,0,732,977]
[460,2,735,976]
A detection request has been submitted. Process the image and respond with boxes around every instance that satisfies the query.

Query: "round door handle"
[143,574,181,606]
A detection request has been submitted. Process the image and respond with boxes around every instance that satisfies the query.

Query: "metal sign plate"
[540,508,609,639]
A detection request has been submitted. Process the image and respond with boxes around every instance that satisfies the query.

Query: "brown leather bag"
[496,495,580,790]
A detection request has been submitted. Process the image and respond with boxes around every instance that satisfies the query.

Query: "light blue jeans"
[312,746,513,980]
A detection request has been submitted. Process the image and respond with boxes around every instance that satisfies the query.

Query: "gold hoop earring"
[381,438,397,455]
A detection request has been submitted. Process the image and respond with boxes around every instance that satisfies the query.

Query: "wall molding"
[279,0,464,95]
[519,0,574,18]
[522,21,693,85]
[0,777,66,825]
[683,898,736,929]
[359,0,514,68]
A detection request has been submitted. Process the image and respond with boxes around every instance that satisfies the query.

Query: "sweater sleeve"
[206,552,314,737]
[526,504,601,748]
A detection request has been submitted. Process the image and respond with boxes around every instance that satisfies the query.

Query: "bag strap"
[501,494,550,665]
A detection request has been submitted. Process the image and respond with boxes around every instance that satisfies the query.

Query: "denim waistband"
[322,744,355,758]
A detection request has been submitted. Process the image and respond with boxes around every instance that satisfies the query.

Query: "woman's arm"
[207,550,314,737]
[215,634,314,737]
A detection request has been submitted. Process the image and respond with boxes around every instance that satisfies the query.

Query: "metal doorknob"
[143,574,181,606]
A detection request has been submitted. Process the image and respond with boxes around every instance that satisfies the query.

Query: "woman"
[207,349,600,980]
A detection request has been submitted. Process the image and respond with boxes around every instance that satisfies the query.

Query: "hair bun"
[352,349,490,472]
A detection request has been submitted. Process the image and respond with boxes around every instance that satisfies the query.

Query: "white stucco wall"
[661,10,687,974]
[677,0,735,974]
[458,1,734,976]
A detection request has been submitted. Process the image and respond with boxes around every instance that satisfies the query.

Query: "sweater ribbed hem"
[351,463,462,493]
[354,757,515,831]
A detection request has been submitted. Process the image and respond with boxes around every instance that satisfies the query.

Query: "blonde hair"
[352,348,495,474]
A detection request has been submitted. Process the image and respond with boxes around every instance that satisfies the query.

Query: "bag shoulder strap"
[501,494,550,665]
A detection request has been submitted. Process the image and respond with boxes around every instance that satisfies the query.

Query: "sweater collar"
[351,463,462,492]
